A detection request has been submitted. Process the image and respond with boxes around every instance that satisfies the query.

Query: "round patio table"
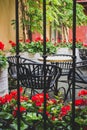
[38,55,72,62]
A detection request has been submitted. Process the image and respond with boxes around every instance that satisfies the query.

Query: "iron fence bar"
[15,0,20,130]
[43,0,47,130]
[72,0,76,129]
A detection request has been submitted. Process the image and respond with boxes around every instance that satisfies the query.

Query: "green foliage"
[56,40,83,49]
[24,0,43,33]
[9,38,57,54]
[24,41,57,54]
[0,89,67,130]
[24,0,87,30]
[46,41,57,54]
[10,42,25,54]
[11,0,87,42]
[24,41,43,54]
[18,0,87,43]
[0,53,7,69]
[1,88,87,129]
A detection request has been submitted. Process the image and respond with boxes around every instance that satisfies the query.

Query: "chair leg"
[23,87,27,94]
[54,80,58,95]
[64,82,72,101]
[8,77,17,92]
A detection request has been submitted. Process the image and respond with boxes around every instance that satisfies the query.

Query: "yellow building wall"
[0,0,15,50]
[0,0,50,51]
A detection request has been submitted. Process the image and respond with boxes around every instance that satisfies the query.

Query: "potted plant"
[8,40,25,55]
[0,41,8,96]
[24,37,57,55]
[56,39,84,62]
[8,37,57,59]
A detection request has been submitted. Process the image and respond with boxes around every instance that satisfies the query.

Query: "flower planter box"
[6,52,16,57]
[20,52,29,59]
[56,47,82,62]
[20,52,41,59]
[0,67,8,96]
[56,47,72,55]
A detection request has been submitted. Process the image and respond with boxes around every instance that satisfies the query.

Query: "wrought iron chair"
[79,49,87,61]
[50,54,73,95]
[7,55,38,91]
[18,63,61,96]
[51,54,73,76]
[64,60,87,101]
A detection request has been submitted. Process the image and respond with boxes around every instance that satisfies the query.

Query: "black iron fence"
[0,0,77,130]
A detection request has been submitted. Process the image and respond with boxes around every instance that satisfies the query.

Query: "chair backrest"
[18,63,61,90]
[7,56,38,79]
[64,60,87,100]
[52,54,73,76]
[79,49,87,61]
[68,60,87,85]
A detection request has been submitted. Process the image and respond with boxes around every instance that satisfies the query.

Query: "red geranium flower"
[83,43,87,47]
[25,39,31,43]
[0,41,4,50]
[19,39,23,42]
[46,111,50,117]
[0,94,13,105]
[78,89,87,97]
[13,106,26,117]
[60,105,71,117]
[31,93,49,106]
[75,99,85,106]
[47,99,57,105]
[4,94,13,103]
[35,37,42,42]
[0,97,7,104]
[57,39,61,43]
[51,116,56,121]
[20,96,28,102]
[10,87,23,99]
[9,40,16,47]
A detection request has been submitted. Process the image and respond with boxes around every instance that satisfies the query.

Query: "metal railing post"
[72,0,76,129]
[15,0,20,130]
[43,0,47,130]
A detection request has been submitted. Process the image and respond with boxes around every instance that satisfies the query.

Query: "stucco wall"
[0,0,15,50]
[69,26,87,44]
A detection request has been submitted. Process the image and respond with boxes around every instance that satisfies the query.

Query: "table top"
[38,56,72,63]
